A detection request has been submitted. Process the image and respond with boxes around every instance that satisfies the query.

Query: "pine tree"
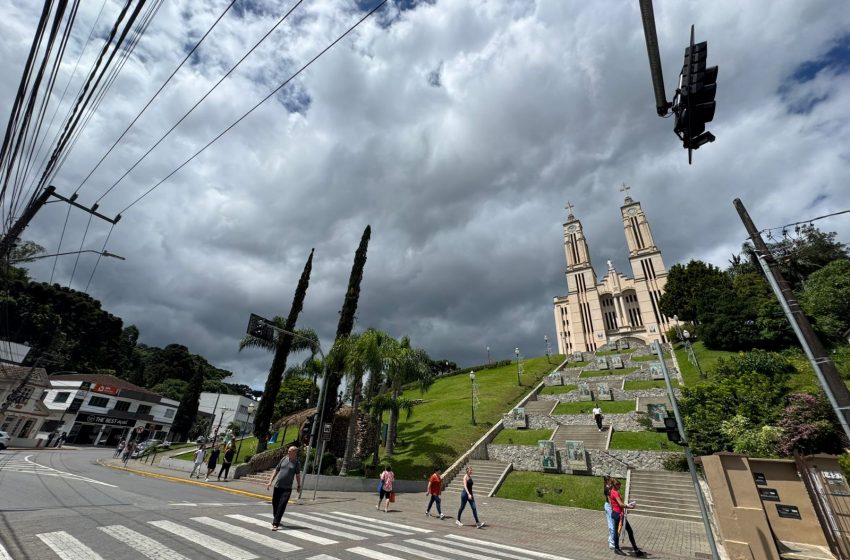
[253,249,314,453]
[171,359,205,441]
[321,226,370,425]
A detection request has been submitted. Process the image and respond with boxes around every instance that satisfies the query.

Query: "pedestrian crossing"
[23,510,575,560]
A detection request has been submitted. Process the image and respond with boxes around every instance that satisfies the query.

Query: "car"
[0,431,10,450]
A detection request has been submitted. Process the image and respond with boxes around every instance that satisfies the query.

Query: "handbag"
[389,491,396,503]
[377,479,384,493]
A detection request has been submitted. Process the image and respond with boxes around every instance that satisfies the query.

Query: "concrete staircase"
[524,399,556,415]
[551,424,609,449]
[626,470,702,522]
[239,468,274,485]
[443,459,511,497]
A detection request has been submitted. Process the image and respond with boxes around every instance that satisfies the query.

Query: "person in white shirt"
[189,444,206,479]
[592,403,604,431]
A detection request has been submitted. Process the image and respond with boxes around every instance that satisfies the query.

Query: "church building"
[553,191,671,353]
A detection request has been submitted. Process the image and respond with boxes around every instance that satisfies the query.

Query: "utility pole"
[734,199,850,442]
[638,0,671,116]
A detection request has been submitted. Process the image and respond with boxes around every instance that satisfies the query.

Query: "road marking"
[430,537,530,560]
[348,547,408,560]
[405,539,503,560]
[148,520,258,560]
[380,542,454,560]
[191,516,301,552]
[19,455,118,487]
[246,514,340,545]
[99,525,190,560]
[284,512,378,539]
[309,512,412,535]
[306,556,341,560]
[0,542,14,560]
[331,511,432,533]
[36,531,105,560]
[444,534,577,560]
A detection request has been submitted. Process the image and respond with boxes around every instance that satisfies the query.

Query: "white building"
[44,374,179,446]
[198,393,256,438]
[0,363,55,448]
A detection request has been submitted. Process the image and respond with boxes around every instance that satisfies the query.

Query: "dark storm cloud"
[3,0,850,389]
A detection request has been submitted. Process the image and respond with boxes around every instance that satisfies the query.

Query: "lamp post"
[469,371,476,425]
[486,346,490,366]
[544,335,551,363]
[673,315,704,379]
[235,403,255,463]
[515,348,521,386]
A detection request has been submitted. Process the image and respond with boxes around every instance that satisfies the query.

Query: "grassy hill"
[381,355,563,480]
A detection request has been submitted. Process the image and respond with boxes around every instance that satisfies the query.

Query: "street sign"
[322,422,332,442]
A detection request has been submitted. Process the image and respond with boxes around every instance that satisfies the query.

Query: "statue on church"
[607,259,614,270]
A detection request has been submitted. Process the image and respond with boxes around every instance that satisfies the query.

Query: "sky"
[2,0,849,389]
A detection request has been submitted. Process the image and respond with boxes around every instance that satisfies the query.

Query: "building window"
[0,416,15,433]
[53,392,70,403]
[88,396,109,408]
[18,419,35,439]
[137,405,152,415]
[164,408,175,418]
[238,405,248,415]
[113,401,130,412]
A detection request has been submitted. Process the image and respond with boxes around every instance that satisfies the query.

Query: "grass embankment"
[631,353,667,362]
[496,472,621,510]
[595,349,634,357]
[581,367,638,378]
[539,384,578,395]
[673,342,736,386]
[623,379,680,390]
[609,431,676,451]
[564,361,589,368]
[174,437,283,464]
[553,400,635,415]
[385,355,563,480]
[491,429,554,445]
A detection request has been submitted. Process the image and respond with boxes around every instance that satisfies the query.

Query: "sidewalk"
[100,456,712,560]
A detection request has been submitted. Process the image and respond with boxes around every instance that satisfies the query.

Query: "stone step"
[628,493,701,508]
[628,508,703,523]
[630,481,695,493]
[629,488,697,502]
[628,502,702,517]
[629,470,693,480]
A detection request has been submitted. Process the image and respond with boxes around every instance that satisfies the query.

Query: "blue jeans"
[604,502,615,548]
[427,495,441,515]
[457,491,480,524]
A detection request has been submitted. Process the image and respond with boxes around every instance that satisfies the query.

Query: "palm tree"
[382,337,434,455]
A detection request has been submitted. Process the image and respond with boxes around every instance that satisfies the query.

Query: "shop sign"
[79,413,132,427]
[92,384,119,396]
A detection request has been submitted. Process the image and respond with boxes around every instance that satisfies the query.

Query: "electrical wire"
[85,222,115,291]
[759,209,850,236]
[118,0,389,215]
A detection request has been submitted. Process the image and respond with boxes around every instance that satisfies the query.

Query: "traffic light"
[674,27,718,162]
[663,416,682,444]
[247,313,275,342]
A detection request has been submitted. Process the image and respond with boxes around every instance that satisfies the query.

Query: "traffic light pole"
[638,0,671,116]
[733,199,850,443]
[652,341,719,560]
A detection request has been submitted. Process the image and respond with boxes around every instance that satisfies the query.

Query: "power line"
[759,208,850,236]
[74,0,238,195]
[94,0,306,205]
[119,0,390,215]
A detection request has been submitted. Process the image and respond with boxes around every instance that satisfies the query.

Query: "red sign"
[92,383,119,396]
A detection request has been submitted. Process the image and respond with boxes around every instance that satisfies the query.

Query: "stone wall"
[537,388,681,404]
[551,412,645,432]
[487,443,679,478]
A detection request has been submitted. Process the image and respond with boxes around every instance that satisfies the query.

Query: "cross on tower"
[565,201,574,216]
[620,183,630,195]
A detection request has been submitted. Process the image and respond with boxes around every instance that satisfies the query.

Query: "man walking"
[189,444,206,479]
[426,467,444,519]
[266,446,302,531]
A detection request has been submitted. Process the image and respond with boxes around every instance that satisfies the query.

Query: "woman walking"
[205,444,221,482]
[426,467,444,519]
[218,444,235,481]
[377,465,395,512]
[456,466,484,528]
[609,479,646,557]
[593,403,604,431]
[603,477,616,550]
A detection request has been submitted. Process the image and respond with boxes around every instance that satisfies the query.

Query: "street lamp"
[10,249,126,263]
[234,402,255,463]
[544,335,551,364]
[469,371,476,425]
[515,348,521,386]
[486,346,490,366]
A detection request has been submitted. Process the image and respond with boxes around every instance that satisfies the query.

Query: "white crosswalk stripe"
[275,512,369,540]
[444,535,577,560]
[0,543,12,560]
[405,539,505,560]
[348,547,408,560]
[148,520,258,560]
[98,525,190,560]
[429,537,531,560]
[192,517,302,552]
[306,555,341,560]
[229,513,339,545]
[287,512,393,537]
[310,512,414,535]
[380,542,454,560]
[331,511,432,533]
[36,531,105,560]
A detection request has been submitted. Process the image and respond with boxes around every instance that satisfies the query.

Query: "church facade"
[553,193,671,354]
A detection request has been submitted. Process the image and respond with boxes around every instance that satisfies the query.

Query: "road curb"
[97,459,272,501]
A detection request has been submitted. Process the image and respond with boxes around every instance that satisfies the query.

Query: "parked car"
[0,431,10,450]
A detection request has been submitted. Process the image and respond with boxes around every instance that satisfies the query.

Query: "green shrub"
[662,454,688,472]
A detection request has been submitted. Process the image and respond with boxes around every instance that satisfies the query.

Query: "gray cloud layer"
[3,0,849,388]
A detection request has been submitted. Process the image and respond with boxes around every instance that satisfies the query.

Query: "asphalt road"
[0,448,582,560]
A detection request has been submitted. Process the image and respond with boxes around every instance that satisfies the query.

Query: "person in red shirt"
[609,479,645,557]
[426,467,445,519]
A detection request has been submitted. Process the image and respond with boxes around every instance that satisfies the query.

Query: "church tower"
[621,189,670,341]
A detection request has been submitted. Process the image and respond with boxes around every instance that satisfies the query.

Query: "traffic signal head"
[663,416,682,444]
[247,313,275,342]
[674,34,718,162]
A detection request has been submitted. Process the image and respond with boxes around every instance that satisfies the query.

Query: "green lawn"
[631,353,667,362]
[623,379,680,391]
[384,355,564,480]
[564,361,589,368]
[674,341,736,386]
[553,400,635,415]
[581,367,638,378]
[539,384,578,395]
[491,429,554,445]
[595,349,635,356]
[496,471,620,510]
[609,431,677,451]
[174,437,283,464]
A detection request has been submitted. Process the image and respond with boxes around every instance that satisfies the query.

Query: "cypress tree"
[171,359,205,441]
[322,226,371,424]
[253,249,315,453]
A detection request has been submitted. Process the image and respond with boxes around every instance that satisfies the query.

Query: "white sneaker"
[425,512,430,517]
[439,513,445,520]
[476,522,486,529]
[204,478,209,482]
[455,520,463,527]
